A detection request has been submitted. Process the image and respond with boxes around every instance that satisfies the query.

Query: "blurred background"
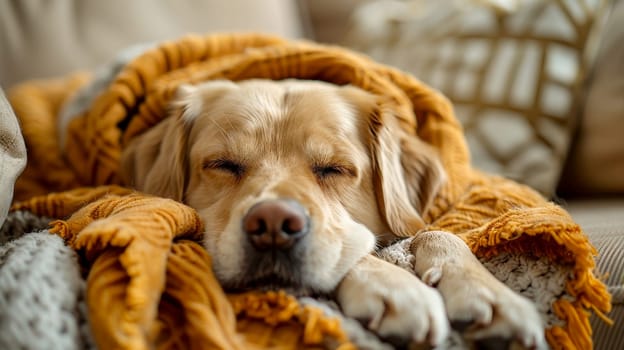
[1,2,622,347]
[1,0,622,200]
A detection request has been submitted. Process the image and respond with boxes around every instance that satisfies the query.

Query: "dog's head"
[121,79,445,294]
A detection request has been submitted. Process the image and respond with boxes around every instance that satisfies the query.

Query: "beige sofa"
[1,0,621,349]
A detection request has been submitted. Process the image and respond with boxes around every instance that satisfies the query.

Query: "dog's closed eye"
[312,164,356,180]
[203,159,246,178]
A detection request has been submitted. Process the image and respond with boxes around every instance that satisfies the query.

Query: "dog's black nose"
[243,199,309,250]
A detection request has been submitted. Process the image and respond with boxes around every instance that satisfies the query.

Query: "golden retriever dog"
[121,79,546,348]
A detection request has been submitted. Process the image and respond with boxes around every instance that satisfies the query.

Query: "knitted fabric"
[0,224,93,350]
[0,207,355,350]
[0,209,578,350]
[11,189,355,350]
[0,210,50,245]
[8,33,611,349]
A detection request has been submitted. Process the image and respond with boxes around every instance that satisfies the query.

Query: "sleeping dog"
[120,79,546,349]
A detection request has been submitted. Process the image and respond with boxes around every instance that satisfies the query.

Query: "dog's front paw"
[412,231,548,349]
[336,256,449,346]
[422,262,547,349]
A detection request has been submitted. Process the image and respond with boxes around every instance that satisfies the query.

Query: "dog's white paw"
[411,231,548,349]
[337,256,450,346]
[424,265,548,350]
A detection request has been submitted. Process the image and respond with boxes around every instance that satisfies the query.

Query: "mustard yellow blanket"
[9,33,610,349]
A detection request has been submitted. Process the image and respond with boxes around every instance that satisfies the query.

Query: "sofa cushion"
[0,0,304,87]
[565,198,624,349]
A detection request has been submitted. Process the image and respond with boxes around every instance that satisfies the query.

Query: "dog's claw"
[367,309,384,331]
[422,266,443,287]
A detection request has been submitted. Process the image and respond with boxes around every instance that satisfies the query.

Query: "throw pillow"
[345,0,610,196]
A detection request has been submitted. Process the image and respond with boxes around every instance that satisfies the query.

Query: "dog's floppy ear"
[120,81,236,201]
[340,86,447,237]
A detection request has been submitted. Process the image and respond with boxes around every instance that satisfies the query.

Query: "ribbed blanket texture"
[8,33,611,350]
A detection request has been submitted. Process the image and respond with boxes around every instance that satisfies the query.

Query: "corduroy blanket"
[8,33,611,349]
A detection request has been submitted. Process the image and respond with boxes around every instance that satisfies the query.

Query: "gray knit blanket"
[0,209,574,349]
[0,211,94,350]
